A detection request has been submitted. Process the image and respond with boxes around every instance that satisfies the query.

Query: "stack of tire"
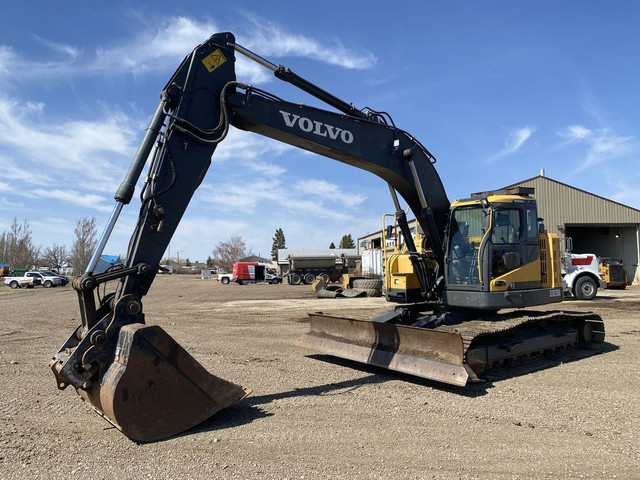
[351,279,383,297]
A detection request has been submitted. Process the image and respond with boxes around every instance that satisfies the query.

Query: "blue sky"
[1,1,639,263]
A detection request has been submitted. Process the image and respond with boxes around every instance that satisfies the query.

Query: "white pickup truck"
[3,271,66,289]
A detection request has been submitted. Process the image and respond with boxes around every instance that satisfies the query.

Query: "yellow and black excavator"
[50,32,604,442]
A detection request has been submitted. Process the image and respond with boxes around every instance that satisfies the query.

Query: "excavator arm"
[50,32,451,441]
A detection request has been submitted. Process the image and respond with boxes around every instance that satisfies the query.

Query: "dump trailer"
[287,254,348,285]
[50,32,604,442]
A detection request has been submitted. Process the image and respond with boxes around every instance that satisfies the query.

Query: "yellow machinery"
[599,258,627,289]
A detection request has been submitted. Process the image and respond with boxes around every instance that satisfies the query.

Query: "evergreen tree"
[339,234,355,249]
[329,242,336,249]
[271,228,286,261]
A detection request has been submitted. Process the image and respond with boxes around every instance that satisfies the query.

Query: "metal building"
[505,174,640,284]
[357,174,640,285]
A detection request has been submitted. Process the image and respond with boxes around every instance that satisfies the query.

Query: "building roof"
[505,175,640,226]
[506,175,640,213]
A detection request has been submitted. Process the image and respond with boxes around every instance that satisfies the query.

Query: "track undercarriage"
[296,307,605,386]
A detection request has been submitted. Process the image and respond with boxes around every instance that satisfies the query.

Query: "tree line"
[0,217,98,275]
[209,229,356,272]
[1,219,357,276]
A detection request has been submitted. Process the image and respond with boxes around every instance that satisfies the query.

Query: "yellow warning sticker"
[202,49,227,73]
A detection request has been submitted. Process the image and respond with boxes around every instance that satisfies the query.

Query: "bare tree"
[0,232,6,263]
[71,216,98,275]
[211,234,251,272]
[41,243,69,268]
[0,218,39,268]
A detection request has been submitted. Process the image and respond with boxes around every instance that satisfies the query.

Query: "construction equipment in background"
[286,253,354,285]
[382,211,425,303]
[50,32,605,442]
[599,257,628,289]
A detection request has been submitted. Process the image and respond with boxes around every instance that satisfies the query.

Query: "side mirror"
[385,225,394,239]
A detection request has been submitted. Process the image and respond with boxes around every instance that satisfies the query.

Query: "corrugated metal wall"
[510,176,640,284]
[512,176,640,232]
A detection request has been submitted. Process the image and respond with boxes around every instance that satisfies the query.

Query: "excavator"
[50,32,605,442]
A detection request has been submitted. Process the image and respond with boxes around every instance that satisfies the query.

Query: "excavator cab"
[386,187,563,310]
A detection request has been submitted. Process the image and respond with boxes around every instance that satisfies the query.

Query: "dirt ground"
[1,275,639,479]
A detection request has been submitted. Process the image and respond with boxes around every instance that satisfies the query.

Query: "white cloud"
[28,189,112,212]
[214,128,292,162]
[0,46,15,74]
[583,129,635,169]
[488,126,536,162]
[559,125,592,141]
[556,125,636,170]
[0,157,53,186]
[608,178,640,208]
[33,36,81,62]
[0,196,23,210]
[92,17,220,75]
[0,97,138,188]
[293,179,366,208]
[0,15,376,85]
[239,14,377,70]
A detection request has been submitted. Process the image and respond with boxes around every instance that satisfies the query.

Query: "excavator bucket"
[296,313,477,386]
[72,324,250,442]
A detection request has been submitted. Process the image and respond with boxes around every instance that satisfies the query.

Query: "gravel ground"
[1,276,639,479]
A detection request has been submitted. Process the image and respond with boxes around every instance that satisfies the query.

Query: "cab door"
[487,202,540,290]
[488,207,524,283]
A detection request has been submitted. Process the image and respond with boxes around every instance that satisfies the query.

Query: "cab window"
[491,209,521,245]
[526,206,538,242]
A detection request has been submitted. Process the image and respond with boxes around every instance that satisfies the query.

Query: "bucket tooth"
[78,324,250,442]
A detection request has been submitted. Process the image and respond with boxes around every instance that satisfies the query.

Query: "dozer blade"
[296,313,477,386]
[78,324,251,442]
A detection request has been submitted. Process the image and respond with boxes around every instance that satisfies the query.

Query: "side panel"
[443,287,562,310]
[539,232,562,289]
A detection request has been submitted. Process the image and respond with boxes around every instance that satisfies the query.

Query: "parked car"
[41,271,70,286]
[3,271,65,289]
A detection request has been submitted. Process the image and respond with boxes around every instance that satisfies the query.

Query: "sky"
[1,1,639,264]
